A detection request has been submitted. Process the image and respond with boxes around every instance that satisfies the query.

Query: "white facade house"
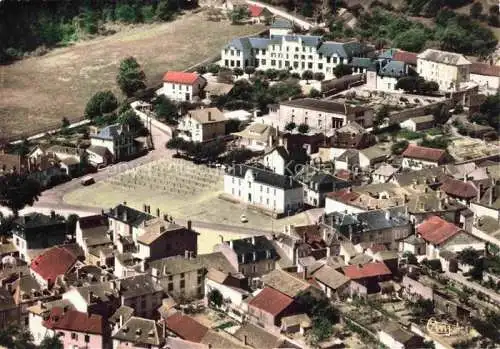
[221,34,370,79]
[366,60,409,92]
[269,18,294,37]
[177,107,227,142]
[401,145,447,170]
[232,123,277,151]
[262,146,289,175]
[161,71,206,102]
[224,165,303,214]
[417,49,471,91]
[267,98,374,132]
[90,123,135,162]
[469,63,500,95]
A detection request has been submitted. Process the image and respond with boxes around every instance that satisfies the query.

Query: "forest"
[0,0,198,63]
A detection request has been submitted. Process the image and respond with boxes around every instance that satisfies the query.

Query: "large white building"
[417,49,471,91]
[224,164,303,214]
[221,34,370,79]
[267,98,374,132]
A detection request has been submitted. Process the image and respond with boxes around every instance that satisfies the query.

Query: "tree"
[298,123,310,134]
[432,104,451,124]
[229,6,250,24]
[119,109,146,135]
[285,122,296,131]
[374,105,390,128]
[225,119,241,133]
[301,0,313,17]
[196,65,207,75]
[420,136,449,149]
[208,289,223,307]
[470,2,483,19]
[458,248,481,266]
[309,317,333,344]
[39,334,63,349]
[301,70,313,83]
[223,148,255,164]
[84,91,118,119]
[391,140,409,155]
[116,57,146,97]
[333,64,352,78]
[309,88,321,98]
[265,69,278,80]
[403,251,418,265]
[66,213,79,237]
[244,66,255,77]
[115,4,137,23]
[154,95,179,124]
[155,0,177,21]
[408,298,434,318]
[313,72,325,81]
[479,93,500,129]
[208,64,220,75]
[166,137,187,154]
[61,117,70,128]
[394,28,429,52]
[233,67,244,77]
[0,173,42,216]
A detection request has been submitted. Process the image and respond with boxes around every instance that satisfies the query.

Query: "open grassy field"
[0,11,264,139]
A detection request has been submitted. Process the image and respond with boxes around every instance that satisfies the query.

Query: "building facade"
[417,49,471,91]
[162,71,206,102]
[177,108,226,143]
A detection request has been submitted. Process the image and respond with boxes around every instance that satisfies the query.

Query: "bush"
[233,67,244,77]
[391,140,409,155]
[115,4,137,23]
[333,64,352,78]
[309,88,321,98]
[265,69,278,80]
[298,123,310,134]
[301,70,313,82]
[313,72,325,81]
[285,122,296,131]
[208,64,220,74]
[196,65,207,75]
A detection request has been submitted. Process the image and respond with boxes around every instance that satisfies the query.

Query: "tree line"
[0,0,197,63]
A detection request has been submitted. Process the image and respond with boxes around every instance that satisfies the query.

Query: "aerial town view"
[1,0,500,348]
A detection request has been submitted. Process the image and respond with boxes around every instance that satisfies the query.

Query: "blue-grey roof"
[97,123,122,140]
[225,35,366,58]
[350,57,374,69]
[379,48,398,59]
[379,60,407,78]
[271,18,293,29]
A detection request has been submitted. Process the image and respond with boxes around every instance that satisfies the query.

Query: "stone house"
[232,123,277,151]
[400,115,435,132]
[246,287,300,327]
[417,49,471,91]
[113,316,164,349]
[401,144,448,170]
[177,107,227,143]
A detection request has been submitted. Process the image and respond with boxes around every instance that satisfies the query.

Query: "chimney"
[187,220,192,230]
[244,335,248,346]
[208,111,212,121]
[144,204,148,213]
[147,205,151,214]
[50,210,55,220]
[119,315,124,328]
[251,236,256,245]
[156,208,160,217]
[385,210,390,221]
[123,201,127,206]
[88,291,94,303]
[163,214,168,222]
[229,240,233,249]
[302,265,308,280]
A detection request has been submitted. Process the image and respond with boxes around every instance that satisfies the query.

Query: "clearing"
[0,11,264,139]
[63,158,310,233]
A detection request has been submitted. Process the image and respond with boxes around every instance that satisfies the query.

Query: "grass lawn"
[0,11,264,139]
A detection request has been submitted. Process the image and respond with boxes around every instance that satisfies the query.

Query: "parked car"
[240,214,248,223]
[81,176,95,186]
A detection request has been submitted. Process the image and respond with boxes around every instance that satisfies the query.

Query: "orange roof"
[402,144,446,162]
[393,50,418,65]
[166,313,208,342]
[440,178,478,199]
[342,262,391,280]
[248,287,294,316]
[30,247,77,284]
[417,215,461,245]
[43,307,103,335]
[163,71,200,85]
[470,63,500,77]
[248,4,264,17]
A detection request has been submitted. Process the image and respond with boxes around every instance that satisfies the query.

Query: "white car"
[240,214,248,223]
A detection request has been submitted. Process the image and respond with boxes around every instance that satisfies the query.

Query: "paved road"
[4,114,276,236]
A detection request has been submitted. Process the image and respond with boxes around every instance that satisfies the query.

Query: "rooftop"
[113,316,163,346]
[262,269,313,297]
[233,323,282,349]
[227,165,301,190]
[402,144,446,162]
[440,177,478,199]
[313,265,350,290]
[280,97,369,114]
[43,307,103,335]
[30,246,78,283]
[166,312,208,342]
[417,215,461,245]
[106,204,156,227]
[163,71,201,85]
[150,256,204,276]
[248,287,294,316]
[417,49,470,66]
[187,108,226,124]
[342,261,392,279]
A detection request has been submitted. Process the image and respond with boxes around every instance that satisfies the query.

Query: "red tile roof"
[163,71,200,85]
[470,63,500,77]
[43,307,103,334]
[248,287,295,316]
[402,144,446,162]
[342,262,392,280]
[393,50,418,65]
[440,178,478,199]
[248,4,264,17]
[166,313,209,343]
[417,215,461,245]
[30,247,77,284]
[326,189,360,202]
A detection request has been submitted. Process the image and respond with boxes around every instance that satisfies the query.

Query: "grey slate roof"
[227,164,302,189]
[113,316,163,346]
[119,274,163,298]
[106,204,156,227]
[271,18,293,29]
[96,123,124,140]
[87,145,110,157]
[109,305,134,325]
[149,256,204,276]
[379,60,407,78]
[350,57,373,69]
[228,235,277,264]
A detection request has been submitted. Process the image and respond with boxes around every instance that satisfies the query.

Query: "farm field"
[0,11,264,139]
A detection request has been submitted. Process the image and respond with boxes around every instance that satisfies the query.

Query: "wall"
[324,197,365,215]
[402,157,439,170]
[470,202,499,221]
[378,330,405,349]
[389,100,448,125]
[58,329,103,349]
[263,150,286,175]
[402,275,433,301]
[469,73,500,95]
[205,279,245,307]
[122,291,163,319]
[417,58,468,91]
[163,82,194,102]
